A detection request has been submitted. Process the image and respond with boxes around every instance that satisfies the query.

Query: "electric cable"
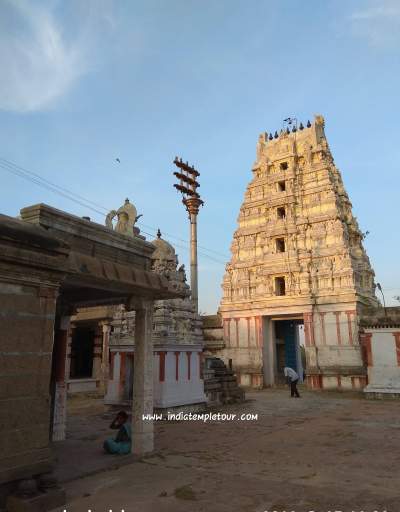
[0,156,229,264]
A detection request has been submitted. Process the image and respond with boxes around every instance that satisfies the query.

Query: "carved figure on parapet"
[151,230,190,295]
[105,199,141,237]
[177,264,186,282]
[105,210,117,229]
[304,143,313,165]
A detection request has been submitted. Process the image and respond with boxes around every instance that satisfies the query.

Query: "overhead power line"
[139,228,225,264]
[138,220,228,259]
[0,156,229,264]
[0,157,109,214]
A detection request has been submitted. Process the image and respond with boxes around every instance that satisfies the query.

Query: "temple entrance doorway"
[274,319,304,384]
[263,316,305,387]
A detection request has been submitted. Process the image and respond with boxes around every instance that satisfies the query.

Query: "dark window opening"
[277,207,286,219]
[280,162,288,170]
[276,238,285,253]
[275,277,286,296]
[278,180,286,192]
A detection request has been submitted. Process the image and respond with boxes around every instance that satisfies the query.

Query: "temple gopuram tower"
[219,115,378,390]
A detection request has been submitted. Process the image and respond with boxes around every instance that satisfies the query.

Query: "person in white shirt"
[283,367,300,398]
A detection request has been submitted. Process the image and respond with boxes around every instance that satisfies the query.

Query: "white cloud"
[349,0,400,47]
[0,0,114,113]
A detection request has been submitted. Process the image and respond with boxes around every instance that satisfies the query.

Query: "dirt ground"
[52,388,400,512]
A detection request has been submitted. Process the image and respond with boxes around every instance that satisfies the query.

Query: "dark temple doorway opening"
[70,327,95,379]
[274,319,305,385]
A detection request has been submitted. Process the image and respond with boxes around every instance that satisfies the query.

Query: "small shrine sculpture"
[105,229,206,409]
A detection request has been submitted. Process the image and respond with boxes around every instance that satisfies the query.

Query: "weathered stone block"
[0,424,50,459]
[0,375,51,400]
[6,488,65,512]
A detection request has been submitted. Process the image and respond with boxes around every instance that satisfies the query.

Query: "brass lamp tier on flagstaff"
[173,157,204,313]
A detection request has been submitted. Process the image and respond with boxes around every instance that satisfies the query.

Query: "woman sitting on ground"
[103,410,131,455]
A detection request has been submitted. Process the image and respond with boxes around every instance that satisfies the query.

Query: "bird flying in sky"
[115,158,120,163]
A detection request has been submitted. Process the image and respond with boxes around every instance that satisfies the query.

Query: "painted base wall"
[219,305,366,390]
[363,328,400,397]
[105,344,206,409]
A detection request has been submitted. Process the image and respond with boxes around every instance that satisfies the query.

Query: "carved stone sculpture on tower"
[105,198,141,237]
[150,231,203,346]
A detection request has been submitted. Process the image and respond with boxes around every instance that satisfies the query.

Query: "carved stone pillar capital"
[101,322,112,335]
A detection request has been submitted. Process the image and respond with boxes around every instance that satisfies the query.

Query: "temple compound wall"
[219,115,378,390]
[360,307,400,398]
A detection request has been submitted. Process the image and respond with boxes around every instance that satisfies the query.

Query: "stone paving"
[53,396,135,483]
[52,389,400,512]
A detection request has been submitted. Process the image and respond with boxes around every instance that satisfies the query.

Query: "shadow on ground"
[51,389,400,512]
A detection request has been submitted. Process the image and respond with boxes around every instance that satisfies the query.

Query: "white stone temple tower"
[219,115,378,390]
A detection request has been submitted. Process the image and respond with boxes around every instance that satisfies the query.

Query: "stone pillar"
[132,300,154,456]
[92,326,103,385]
[65,325,75,380]
[52,317,69,441]
[100,323,111,392]
[65,324,75,385]
[105,351,122,404]
[262,317,276,387]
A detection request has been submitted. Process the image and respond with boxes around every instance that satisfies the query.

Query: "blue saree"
[103,422,131,455]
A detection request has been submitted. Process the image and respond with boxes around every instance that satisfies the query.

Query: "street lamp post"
[172,157,204,313]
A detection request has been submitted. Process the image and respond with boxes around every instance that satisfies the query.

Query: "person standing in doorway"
[284,366,301,398]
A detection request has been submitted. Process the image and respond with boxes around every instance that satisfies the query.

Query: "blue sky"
[1,0,399,313]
